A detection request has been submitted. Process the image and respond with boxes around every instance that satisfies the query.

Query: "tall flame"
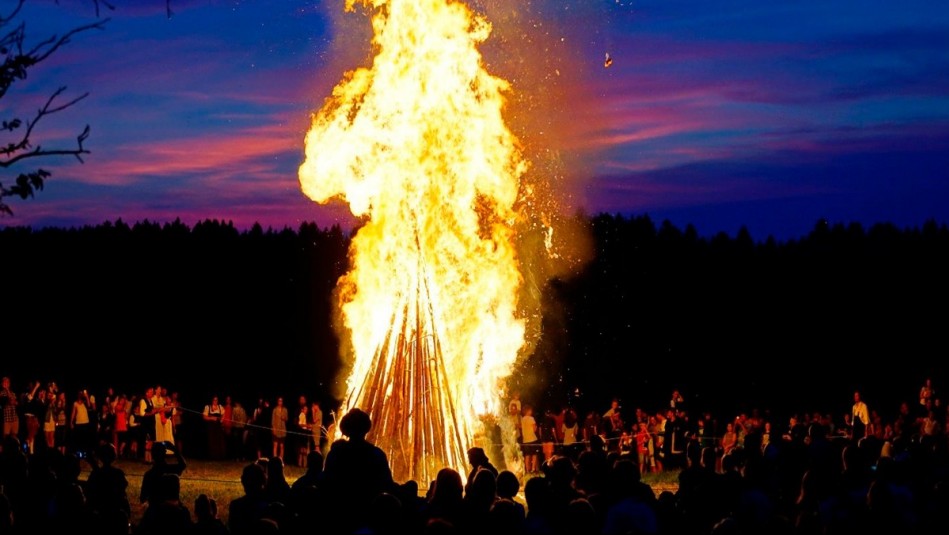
[299,0,529,484]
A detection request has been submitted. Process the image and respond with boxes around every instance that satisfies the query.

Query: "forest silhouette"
[2,214,947,422]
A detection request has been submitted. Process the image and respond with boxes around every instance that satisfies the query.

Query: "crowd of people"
[1,374,949,534]
[0,378,327,468]
[509,385,946,480]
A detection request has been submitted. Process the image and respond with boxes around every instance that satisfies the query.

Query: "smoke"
[471,1,602,400]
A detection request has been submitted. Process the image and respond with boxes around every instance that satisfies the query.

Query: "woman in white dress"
[152,386,175,446]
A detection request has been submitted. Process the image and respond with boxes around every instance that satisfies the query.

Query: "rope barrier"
[149,404,329,440]
[116,470,246,486]
[130,403,862,448]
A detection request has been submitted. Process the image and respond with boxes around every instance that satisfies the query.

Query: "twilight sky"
[2,0,947,241]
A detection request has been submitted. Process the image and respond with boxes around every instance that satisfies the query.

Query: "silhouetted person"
[0,493,13,534]
[464,446,498,495]
[564,498,598,535]
[396,479,428,532]
[250,398,272,460]
[48,481,98,533]
[292,449,324,492]
[425,467,465,529]
[523,476,553,535]
[461,467,497,534]
[321,407,395,534]
[84,442,130,522]
[806,421,837,474]
[368,492,404,535]
[496,470,525,521]
[137,473,193,535]
[191,493,229,535]
[678,445,728,534]
[289,449,323,514]
[493,499,527,535]
[575,436,609,497]
[140,441,186,506]
[228,463,271,535]
[602,459,659,535]
[286,484,323,535]
[0,435,28,520]
[263,455,291,508]
[424,517,457,534]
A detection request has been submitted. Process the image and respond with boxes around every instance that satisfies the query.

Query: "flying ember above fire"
[299,0,535,484]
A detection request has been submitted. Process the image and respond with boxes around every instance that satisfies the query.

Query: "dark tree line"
[532,215,949,421]
[1,218,350,405]
[2,214,948,420]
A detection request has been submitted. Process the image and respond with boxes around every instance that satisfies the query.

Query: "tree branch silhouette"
[0,1,110,216]
[0,87,91,169]
[1,1,176,216]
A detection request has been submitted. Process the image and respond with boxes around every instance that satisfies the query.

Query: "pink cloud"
[59,112,307,187]
[9,177,358,232]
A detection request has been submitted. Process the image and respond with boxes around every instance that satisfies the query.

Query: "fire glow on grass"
[299,0,534,484]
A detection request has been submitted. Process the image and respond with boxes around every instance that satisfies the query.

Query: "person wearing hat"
[320,407,396,534]
[139,441,187,506]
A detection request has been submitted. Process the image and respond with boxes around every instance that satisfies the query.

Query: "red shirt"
[635,429,650,454]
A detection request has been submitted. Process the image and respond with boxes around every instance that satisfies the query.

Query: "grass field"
[85,457,679,527]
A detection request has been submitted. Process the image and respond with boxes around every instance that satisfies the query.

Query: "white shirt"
[852,401,869,425]
[73,402,89,425]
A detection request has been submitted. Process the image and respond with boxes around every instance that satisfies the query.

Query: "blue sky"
[2,0,947,241]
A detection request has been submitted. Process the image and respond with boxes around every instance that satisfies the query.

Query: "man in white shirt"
[852,390,870,441]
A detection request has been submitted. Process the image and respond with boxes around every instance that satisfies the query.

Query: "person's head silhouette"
[339,408,372,440]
